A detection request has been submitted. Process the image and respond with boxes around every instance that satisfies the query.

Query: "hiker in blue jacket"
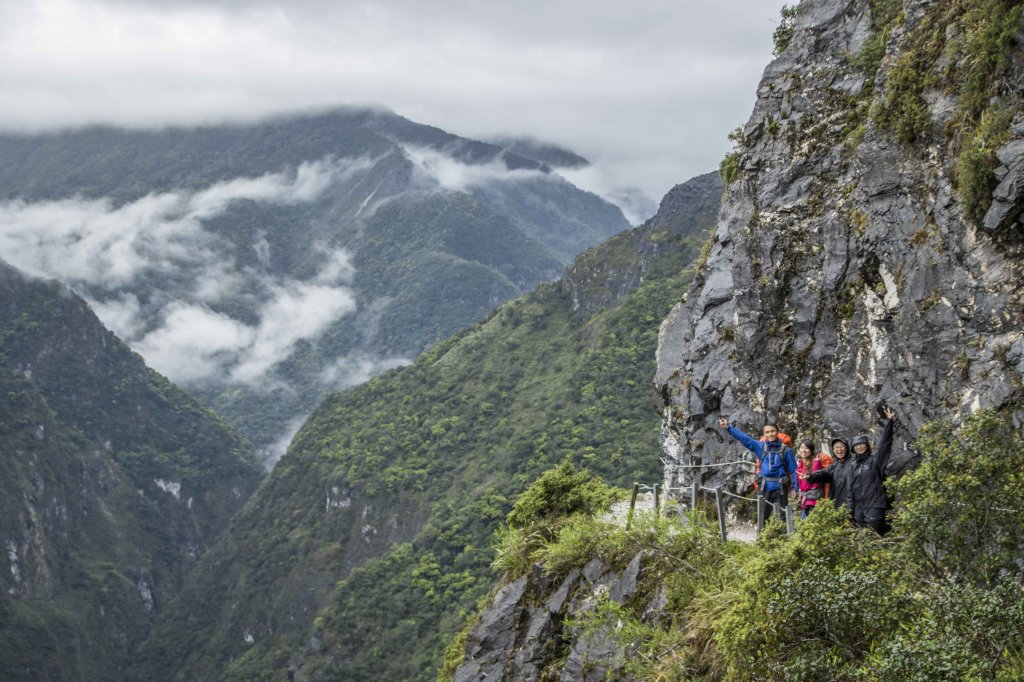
[718,417,797,522]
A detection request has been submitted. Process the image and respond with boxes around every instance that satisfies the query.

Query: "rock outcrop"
[454,554,651,682]
[655,0,1024,498]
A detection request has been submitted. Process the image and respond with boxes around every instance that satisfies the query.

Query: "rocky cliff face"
[655,0,1024,497]
[445,2,1024,678]
[454,554,653,682]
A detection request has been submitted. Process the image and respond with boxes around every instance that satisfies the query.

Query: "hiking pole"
[714,487,727,543]
[626,482,639,531]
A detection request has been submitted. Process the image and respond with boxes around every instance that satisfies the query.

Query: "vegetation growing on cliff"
[0,265,263,680]
[868,0,1022,224]
[452,409,1024,681]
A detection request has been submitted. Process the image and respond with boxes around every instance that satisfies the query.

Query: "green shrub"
[956,0,1023,121]
[891,408,1024,586]
[708,504,903,681]
[772,5,799,56]
[720,151,742,186]
[504,460,622,530]
[954,105,1014,225]
[867,579,1024,682]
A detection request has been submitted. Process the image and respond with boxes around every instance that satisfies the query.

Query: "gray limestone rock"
[455,575,529,682]
[559,628,629,682]
[609,552,643,604]
[983,126,1024,233]
[654,0,1024,499]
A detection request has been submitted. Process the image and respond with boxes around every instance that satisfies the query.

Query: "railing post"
[714,487,727,543]
[626,482,639,531]
[785,504,794,535]
[756,492,765,539]
[653,484,660,516]
[690,480,698,511]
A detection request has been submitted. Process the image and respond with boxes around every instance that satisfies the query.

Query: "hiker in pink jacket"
[794,440,825,519]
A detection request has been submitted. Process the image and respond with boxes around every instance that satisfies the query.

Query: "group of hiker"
[716,407,896,534]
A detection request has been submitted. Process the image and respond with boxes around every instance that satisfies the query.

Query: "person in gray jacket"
[846,407,896,534]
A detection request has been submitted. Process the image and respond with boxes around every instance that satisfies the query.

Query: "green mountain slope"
[0,108,629,460]
[0,261,263,680]
[137,172,721,681]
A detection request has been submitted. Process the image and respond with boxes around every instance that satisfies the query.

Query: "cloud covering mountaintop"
[0,0,788,202]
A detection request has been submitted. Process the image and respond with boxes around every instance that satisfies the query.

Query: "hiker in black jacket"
[847,407,896,535]
[801,436,854,512]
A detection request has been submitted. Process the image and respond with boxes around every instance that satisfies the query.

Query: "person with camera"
[718,417,797,522]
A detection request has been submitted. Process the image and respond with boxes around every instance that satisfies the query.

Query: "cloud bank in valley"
[0,157,369,386]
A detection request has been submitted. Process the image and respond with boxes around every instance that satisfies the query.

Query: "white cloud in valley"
[134,279,357,385]
[0,158,353,289]
[0,156,370,386]
[319,354,411,389]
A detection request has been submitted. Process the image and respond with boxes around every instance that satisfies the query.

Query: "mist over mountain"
[484,136,663,224]
[0,108,629,461]
[487,136,591,169]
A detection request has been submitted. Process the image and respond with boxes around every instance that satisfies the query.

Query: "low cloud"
[0,158,349,290]
[0,192,204,287]
[314,247,356,285]
[263,414,309,468]
[87,292,145,340]
[132,266,358,386]
[319,354,412,389]
[0,156,368,386]
[134,302,254,383]
[401,145,548,192]
[556,165,658,224]
[229,280,356,383]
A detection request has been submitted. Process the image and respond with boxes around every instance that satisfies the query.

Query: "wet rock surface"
[655,0,1024,499]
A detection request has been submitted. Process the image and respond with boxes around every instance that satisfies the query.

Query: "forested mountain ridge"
[0,260,263,680]
[0,108,630,460]
[134,171,721,681]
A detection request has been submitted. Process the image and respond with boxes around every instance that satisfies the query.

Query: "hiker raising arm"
[847,407,897,535]
[718,417,797,522]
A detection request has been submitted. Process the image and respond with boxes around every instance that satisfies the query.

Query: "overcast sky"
[0,0,789,204]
